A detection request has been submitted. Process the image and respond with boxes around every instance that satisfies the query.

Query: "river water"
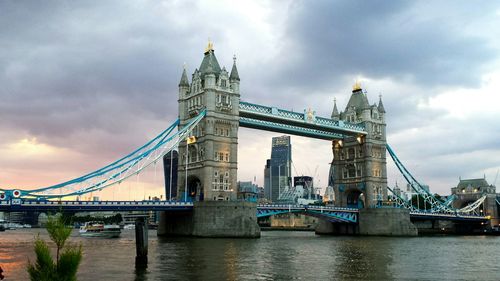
[1,228,499,281]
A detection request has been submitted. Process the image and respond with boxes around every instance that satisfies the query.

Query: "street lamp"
[185,136,196,202]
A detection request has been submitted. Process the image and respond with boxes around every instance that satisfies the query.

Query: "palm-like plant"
[27,216,82,281]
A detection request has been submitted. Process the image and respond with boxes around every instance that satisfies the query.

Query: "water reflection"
[334,237,393,280]
[1,229,499,281]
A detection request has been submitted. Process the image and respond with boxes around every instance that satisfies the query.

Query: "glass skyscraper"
[264,136,292,202]
[163,150,178,200]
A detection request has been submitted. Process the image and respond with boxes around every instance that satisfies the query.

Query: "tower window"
[348,148,355,160]
[347,164,356,178]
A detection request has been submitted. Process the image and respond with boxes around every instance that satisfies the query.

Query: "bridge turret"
[331,81,387,209]
[230,55,240,94]
[178,66,190,122]
[176,41,240,202]
[178,66,190,95]
[377,94,386,122]
[331,98,339,121]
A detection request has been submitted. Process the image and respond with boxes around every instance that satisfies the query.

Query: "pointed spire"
[178,64,189,87]
[331,98,339,119]
[205,57,216,75]
[378,94,386,113]
[230,54,240,81]
[199,41,221,77]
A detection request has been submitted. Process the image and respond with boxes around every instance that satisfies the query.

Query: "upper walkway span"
[239,101,367,140]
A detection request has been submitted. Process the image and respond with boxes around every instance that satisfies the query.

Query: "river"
[0,228,499,280]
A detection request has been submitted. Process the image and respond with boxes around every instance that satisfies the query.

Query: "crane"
[494,169,499,187]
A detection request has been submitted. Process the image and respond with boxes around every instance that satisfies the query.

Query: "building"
[450,177,498,226]
[237,181,259,202]
[264,159,271,200]
[176,41,240,201]
[329,82,388,208]
[263,136,292,202]
[451,177,495,196]
[294,176,314,199]
[163,150,178,200]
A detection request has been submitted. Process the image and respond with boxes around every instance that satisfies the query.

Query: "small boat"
[123,224,135,230]
[79,221,121,238]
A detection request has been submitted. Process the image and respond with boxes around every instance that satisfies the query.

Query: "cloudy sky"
[1,0,499,200]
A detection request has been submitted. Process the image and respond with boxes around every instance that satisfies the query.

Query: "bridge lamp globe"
[356,135,364,144]
[334,139,343,148]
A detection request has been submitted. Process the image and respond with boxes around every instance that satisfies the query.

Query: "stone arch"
[186,175,203,201]
[346,189,365,208]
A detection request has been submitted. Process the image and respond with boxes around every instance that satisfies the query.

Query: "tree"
[27,216,82,281]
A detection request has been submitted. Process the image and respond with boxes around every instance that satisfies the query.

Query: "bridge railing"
[257,204,358,212]
[239,101,366,133]
[1,200,194,207]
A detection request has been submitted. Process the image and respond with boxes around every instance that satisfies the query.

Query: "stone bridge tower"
[330,82,388,208]
[159,42,259,238]
[177,41,240,202]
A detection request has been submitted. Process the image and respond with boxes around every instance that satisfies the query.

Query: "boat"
[79,221,121,238]
[123,224,135,230]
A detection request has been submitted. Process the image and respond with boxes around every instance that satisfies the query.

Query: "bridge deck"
[0,200,193,212]
[239,101,366,140]
[0,200,489,223]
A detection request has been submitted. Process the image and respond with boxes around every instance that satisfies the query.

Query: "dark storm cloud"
[1,1,499,193]
[263,0,498,93]
[0,1,208,154]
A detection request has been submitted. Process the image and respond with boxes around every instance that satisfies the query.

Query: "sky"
[1,0,500,200]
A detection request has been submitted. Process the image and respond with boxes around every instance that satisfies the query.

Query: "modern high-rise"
[294,176,314,198]
[264,136,292,202]
[163,150,178,200]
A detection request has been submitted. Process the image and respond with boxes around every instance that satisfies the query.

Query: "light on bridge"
[334,139,343,148]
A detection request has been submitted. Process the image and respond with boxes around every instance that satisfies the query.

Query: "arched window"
[348,148,355,160]
[347,164,356,178]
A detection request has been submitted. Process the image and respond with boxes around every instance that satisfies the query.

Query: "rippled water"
[1,229,499,280]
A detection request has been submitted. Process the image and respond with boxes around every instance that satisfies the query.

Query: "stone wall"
[358,208,417,236]
[158,201,260,238]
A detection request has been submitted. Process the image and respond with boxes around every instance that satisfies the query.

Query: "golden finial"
[353,79,362,91]
[204,38,214,53]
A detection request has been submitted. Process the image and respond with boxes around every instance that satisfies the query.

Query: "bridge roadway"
[0,200,489,223]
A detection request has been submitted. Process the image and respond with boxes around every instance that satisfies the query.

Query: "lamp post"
[185,136,196,202]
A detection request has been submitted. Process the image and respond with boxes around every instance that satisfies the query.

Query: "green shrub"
[27,216,82,281]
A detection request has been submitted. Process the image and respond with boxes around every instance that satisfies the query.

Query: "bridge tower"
[330,82,388,208]
[177,41,240,202]
[159,42,259,238]
[319,83,416,236]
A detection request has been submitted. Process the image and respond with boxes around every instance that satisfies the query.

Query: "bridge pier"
[158,201,260,238]
[316,208,417,236]
[358,208,417,236]
[412,219,487,235]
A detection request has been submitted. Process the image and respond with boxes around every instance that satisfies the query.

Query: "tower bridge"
[0,42,495,237]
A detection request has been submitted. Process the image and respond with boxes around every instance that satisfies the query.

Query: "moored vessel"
[79,221,121,238]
